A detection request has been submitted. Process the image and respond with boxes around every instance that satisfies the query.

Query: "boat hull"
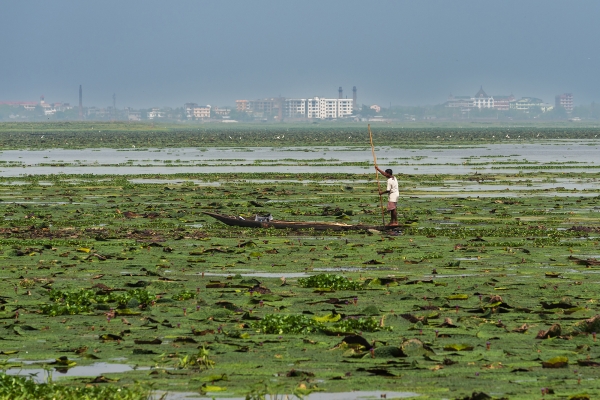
[203,212,397,231]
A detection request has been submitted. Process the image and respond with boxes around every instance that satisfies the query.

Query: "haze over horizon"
[1,0,599,109]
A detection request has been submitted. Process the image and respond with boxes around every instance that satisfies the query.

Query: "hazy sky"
[1,1,599,108]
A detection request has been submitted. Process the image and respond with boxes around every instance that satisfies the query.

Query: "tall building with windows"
[183,103,211,119]
[192,106,211,119]
[234,98,283,119]
[285,99,306,118]
[555,93,573,112]
[284,97,353,119]
[248,98,277,114]
[235,100,249,112]
[184,103,198,119]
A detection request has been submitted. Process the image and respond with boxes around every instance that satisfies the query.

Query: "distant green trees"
[0,105,45,121]
[53,108,80,121]
[538,106,569,120]
[572,102,600,119]
[360,105,377,117]
[228,109,253,121]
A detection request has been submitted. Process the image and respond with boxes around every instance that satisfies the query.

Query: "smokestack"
[339,87,343,99]
[78,85,83,120]
[352,86,357,111]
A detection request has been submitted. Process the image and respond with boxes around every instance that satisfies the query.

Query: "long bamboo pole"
[368,124,386,226]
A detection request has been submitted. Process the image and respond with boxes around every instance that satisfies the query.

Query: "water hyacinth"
[298,274,363,290]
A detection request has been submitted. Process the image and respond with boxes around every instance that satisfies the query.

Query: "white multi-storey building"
[285,97,353,119]
[446,87,496,110]
[338,98,353,117]
[285,99,306,118]
[472,86,494,109]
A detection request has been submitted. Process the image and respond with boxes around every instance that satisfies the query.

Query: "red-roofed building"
[492,95,516,111]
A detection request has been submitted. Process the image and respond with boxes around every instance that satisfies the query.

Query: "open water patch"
[3,143,600,176]
[155,390,420,400]
[5,362,141,383]
[193,272,310,278]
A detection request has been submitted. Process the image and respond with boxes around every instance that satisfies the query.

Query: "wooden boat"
[203,212,400,231]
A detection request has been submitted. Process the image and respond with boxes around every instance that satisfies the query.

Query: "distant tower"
[352,86,357,111]
[339,87,343,99]
[78,85,83,120]
[112,93,116,120]
[40,95,45,104]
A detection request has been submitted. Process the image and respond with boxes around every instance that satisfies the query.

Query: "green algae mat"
[0,168,600,399]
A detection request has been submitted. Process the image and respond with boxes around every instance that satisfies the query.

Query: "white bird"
[506,134,510,138]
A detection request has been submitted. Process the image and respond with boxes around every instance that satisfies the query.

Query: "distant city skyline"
[2,84,590,123]
[0,85,579,110]
[0,77,590,111]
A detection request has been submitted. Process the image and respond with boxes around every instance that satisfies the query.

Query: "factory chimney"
[79,85,83,120]
[352,86,357,111]
[339,87,343,99]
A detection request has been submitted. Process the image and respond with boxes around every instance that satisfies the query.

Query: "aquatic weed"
[0,372,150,400]
[297,274,363,290]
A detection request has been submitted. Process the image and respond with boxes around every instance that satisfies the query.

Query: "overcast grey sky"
[1,1,598,109]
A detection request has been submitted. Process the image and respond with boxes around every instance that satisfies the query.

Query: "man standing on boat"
[375,167,399,226]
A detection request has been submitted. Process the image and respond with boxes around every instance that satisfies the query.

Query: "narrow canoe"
[203,212,400,231]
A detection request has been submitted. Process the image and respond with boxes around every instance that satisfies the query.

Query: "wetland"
[1,123,600,399]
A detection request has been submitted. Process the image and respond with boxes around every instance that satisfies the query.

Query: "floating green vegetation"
[253,313,388,335]
[1,142,600,398]
[0,373,149,400]
[297,273,363,290]
[40,289,154,316]
[1,122,600,149]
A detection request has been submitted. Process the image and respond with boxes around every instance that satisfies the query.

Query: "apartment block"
[555,93,573,112]
[285,97,353,119]
[192,106,211,119]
